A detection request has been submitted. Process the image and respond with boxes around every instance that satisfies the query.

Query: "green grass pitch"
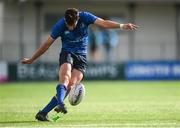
[0,81,180,128]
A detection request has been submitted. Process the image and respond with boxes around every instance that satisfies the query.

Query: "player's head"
[64,8,79,30]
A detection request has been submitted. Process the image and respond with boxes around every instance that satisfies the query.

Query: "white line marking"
[0,123,178,128]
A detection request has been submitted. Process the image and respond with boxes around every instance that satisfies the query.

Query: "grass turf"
[0,81,180,128]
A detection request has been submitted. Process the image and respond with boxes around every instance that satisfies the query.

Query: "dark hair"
[65,8,79,25]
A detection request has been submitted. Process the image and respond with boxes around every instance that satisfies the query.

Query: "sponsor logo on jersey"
[65,31,70,35]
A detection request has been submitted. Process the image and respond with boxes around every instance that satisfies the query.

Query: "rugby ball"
[68,83,85,106]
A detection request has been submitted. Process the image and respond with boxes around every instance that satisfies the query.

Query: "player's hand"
[21,58,33,64]
[123,23,139,30]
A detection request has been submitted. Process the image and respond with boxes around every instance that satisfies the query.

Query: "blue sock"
[56,84,67,105]
[41,96,58,114]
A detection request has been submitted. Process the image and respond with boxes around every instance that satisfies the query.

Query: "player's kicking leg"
[54,69,83,115]
[35,63,71,121]
[64,53,86,98]
[64,69,84,99]
[54,69,84,115]
[54,52,86,114]
[53,63,71,114]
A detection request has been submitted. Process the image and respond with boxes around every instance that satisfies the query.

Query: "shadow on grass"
[0,120,43,124]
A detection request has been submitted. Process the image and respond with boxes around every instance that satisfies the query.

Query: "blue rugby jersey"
[50,12,98,55]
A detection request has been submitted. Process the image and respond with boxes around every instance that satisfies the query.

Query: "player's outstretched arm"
[21,36,55,64]
[94,18,139,30]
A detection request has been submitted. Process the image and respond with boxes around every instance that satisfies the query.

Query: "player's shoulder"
[79,11,94,17]
[52,17,66,31]
[56,18,65,26]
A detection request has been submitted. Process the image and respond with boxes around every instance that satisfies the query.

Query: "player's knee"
[69,80,76,87]
[69,77,79,86]
[69,76,83,87]
[60,74,71,86]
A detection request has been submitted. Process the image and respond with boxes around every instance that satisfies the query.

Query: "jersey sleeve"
[81,12,98,25]
[50,19,64,40]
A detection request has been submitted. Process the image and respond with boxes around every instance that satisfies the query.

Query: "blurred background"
[0,0,180,82]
